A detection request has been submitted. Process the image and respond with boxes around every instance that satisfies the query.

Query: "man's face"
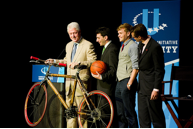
[68,28,81,42]
[96,33,107,46]
[131,32,141,42]
[118,28,130,42]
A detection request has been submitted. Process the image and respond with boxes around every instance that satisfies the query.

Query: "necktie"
[102,47,105,54]
[71,43,77,62]
[121,43,124,51]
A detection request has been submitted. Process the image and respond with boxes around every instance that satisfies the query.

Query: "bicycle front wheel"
[78,90,114,128]
[24,82,47,127]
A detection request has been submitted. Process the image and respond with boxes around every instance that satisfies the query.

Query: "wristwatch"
[127,84,131,87]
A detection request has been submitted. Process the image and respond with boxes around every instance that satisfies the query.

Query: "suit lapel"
[101,43,112,60]
[139,38,152,63]
[68,41,74,62]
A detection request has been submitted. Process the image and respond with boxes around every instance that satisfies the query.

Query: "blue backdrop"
[122,0,180,128]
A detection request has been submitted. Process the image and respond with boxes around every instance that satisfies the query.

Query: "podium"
[32,64,66,128]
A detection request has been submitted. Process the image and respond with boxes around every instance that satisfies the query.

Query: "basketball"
[90,60,107,75]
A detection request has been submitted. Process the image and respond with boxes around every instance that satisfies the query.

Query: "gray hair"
[67,22,80,32]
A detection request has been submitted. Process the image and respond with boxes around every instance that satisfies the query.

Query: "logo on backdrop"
[41,67,48,75]
[133,8,168,35]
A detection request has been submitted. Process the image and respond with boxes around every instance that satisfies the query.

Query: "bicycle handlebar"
[30,56,39,60]
[30,56,67,67]
[58,63,67,67]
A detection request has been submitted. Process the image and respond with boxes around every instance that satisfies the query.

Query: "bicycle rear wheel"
[24,82,47,127]
[78,90,114,128]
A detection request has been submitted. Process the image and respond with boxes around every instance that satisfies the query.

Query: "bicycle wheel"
[24,82,47,127]
[78,90,114,128]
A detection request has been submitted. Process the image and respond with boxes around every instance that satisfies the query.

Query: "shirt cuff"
[153,88,159,92]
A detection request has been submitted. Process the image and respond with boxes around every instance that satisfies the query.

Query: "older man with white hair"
[46,22,97,128]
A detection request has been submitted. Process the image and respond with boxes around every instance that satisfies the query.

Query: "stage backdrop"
[122,0,180,128]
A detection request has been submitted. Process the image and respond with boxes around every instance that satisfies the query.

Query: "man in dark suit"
[92,27,119,127]
[131,24,166,128]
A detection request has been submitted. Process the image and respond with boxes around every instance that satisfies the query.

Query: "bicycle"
[24,56,114,128]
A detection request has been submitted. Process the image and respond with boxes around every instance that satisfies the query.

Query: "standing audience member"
[131,23,166,128]
[115,23,139,128]
[92,27,119,127]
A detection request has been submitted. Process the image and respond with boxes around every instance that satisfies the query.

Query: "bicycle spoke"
[27,104,36,109]
[29,106,37,118]
[90,121,94,128]
[28,95,34,101]
[95,121,97,128]
[99,117,107,127]
[98,102,109,110]
[100,114,111,118]
[97,95,102,108]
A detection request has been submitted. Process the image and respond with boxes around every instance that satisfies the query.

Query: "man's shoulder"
[150,38,160,46]
[80,38,93,45]
[129,40,138,49]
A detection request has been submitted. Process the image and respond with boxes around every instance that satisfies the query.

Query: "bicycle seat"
[75,65,87,70]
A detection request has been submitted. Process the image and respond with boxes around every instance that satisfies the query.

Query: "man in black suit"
[131,24,166,128]
[92,27,119,127]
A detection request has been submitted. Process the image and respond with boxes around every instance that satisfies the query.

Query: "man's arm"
[151,44,165,100]
[80,43,97,67]
[127,43,139,90]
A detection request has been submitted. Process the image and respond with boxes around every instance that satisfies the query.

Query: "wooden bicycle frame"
[42,65,89,116]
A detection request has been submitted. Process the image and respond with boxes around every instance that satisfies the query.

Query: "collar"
[104,40,111,48]
[75,36,82,44]
[123,39,131,46]
[142,36,151,46]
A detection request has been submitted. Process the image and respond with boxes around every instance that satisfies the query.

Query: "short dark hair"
[96,27,111,40]
[131,24,148,39]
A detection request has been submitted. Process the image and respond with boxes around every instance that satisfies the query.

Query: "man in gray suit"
[115,23,139,128]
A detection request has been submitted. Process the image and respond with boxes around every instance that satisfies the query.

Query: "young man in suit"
[45,22,97,128]
[92,27,119,127]
[115,23,139,128]
[131,23,166,128]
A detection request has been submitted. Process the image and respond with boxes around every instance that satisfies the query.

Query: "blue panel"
[32,65,65,83]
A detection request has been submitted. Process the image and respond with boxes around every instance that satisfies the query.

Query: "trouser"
[66,89,87,128]
[138,92,166,128]
[115,78,138,128]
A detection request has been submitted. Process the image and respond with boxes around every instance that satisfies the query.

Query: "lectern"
[32,64,66,128]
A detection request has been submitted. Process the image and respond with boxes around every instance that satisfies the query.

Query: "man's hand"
[127,83,131,90]
[45,59,54,64]
[69,62,79,69]
[91,71,102,80]
[150,90,159,100]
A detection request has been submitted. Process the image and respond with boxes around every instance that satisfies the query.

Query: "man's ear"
[104,35,108,41]
[127,31,130,37]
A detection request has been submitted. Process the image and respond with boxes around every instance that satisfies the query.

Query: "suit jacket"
[55,38,97,95]
[97,42,119,96]
[138,38,165,96]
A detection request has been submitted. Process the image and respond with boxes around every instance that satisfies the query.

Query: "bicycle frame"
[41,64,89,116]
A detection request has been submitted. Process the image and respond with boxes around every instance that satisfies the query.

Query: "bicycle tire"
[24,82,47,127]
[78,90,114,128]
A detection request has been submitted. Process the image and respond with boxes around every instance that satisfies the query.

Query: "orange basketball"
[90,60,107,75]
